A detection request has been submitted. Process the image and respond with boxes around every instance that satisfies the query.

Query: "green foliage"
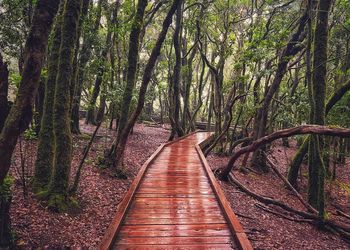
[9,72,21,88]
[327,92,350,127]
[0,176,13,200]
[23,126,38,140]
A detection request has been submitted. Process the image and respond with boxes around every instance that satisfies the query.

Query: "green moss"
[336,180,350,196]
[34,189,50,200]
[78,133,91,141]
[48,194,69,212]
[0,176,13,201]
[33,1,65,192]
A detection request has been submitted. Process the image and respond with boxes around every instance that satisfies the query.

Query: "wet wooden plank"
[100,132,251,250]
[116,236,233,245]
[115,244,234,250]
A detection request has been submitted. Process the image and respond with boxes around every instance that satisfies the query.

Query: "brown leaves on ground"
[10,122,169,248]
[208,140,350,250]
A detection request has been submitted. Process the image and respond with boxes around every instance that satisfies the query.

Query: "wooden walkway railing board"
[99,132,252,250]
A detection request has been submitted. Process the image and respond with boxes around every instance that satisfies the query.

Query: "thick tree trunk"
[171,1,184,137]
[307,0,332,218]
[0,1,60,247]
[33,1,65,192]
[48,0,81,212]
[0,0,60,185]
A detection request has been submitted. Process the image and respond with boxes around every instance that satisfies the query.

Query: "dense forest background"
[1,0,350,248]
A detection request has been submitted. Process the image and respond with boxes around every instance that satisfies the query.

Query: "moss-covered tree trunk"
[69,0,90,112]
[0,178,12,248]
[85,1,119,124]
[71,0,104,134]
[105,0,148,164]
[0,0,60,247]
[111,0,181,169]
[0,0,60,185]
[308,0,332,218]
[33,1,65,193]
[250,9,308,172]
[171,0,184,137]
[48,0,82,212]
[0,53,9,132]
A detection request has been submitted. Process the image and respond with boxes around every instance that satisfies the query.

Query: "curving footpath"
[99,132,252,250]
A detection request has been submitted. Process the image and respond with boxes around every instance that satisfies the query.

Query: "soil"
[10,122,169,248]
[9,126,350,249]
[208,139,350,250]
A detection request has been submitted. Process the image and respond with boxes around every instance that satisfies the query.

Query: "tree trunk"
[113,0,148,145]
[171,1,184,137]
[0,0,60,185]
[0,54,9,132]
[48,0,81,212]
[111,0,181,169]
[250,9,308,172]
[33,1,65,192]
[307,0,332,218]
[0,178,12,247]
[220,125,350,181]
[0,1,60,247]
[71,0,104,134]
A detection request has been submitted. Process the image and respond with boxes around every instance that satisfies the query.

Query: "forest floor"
[10,121,169,248]
[208,140,350,250]
[9,124,350,249]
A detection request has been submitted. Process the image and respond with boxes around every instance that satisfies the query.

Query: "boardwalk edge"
[196,136,254,250]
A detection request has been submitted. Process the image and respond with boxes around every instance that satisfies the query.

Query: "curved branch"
[221,125,350,180]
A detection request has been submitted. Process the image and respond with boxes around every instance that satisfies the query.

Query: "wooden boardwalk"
[100,132,252,250]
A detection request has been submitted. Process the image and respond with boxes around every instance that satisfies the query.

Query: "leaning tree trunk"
[0,53,9,132]
[48,0,81,212]
[307,0,332,218]
[111,0,181,169]
[0,0,60,247]
[0,0,60,185]
[71,0,104,134]
[250,9,308,172]
[33,1,65,193]
[85,2,117,125]
[105,0,148,164]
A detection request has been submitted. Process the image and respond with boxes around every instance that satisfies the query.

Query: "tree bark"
[71,0,104,134]
[48,0,82,212]
[250,9,308,172]
[33,1,65,192]
[0,0,60,185]
[0,54,9,132]
[171,0,184,137]
[111,0,181,169]
[220,125,350,181]
[307,0,332,218]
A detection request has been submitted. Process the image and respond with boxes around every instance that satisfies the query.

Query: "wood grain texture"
[99,132,252,250]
